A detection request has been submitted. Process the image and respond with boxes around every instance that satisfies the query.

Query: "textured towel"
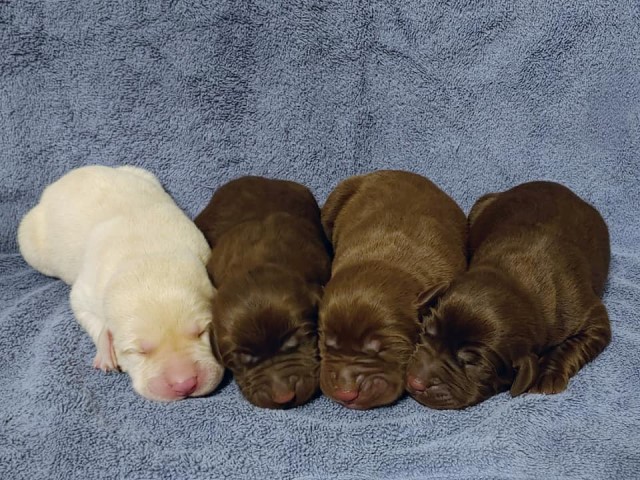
[1,1,639,479]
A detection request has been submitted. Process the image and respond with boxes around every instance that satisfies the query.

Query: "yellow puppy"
[18,165,224,401]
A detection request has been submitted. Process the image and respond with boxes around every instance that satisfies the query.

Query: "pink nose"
[171,377,198,396]
[333,389,359,402]
[407,375,426,392]
[272,390,295,404]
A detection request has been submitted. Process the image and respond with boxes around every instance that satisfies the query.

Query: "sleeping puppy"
[406,181,611,409]
[18,165,224,401]
[195,176,331,409]
[319,170,467,409]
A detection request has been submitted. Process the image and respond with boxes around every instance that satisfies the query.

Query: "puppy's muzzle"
[170,376,198,396]
[407,373,456,408]
[269,375,299,405]
[323,364,396,409]
[144,355,223,401]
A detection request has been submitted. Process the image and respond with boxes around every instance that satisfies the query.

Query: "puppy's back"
[195,176,322,247]
[210,212,330,287]
[198,176,329,287]
[322,170,467,285]
[18,166,172,284]
[470,181,610,295]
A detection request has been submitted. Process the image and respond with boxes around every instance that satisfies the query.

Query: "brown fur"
[406,181,611,409]
[195,176,331,408]
[319,170,467,409]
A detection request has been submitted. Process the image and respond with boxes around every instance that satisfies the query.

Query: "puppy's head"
[104,254,224,401]
[406,275,538,409]
[213,268,321,409]
[318,275,420,410]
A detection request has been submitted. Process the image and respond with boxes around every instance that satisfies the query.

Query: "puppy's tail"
[17,204,56,278]
[321,175,364,243]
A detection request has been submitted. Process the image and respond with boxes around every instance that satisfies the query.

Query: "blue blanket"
[1,1,639,479]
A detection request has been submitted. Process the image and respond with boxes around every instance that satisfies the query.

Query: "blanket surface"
[1,1,639,479]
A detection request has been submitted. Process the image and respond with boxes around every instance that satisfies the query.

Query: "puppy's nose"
[330,367,361,402]
[269,374,299,405]
[272,390,295,404]
[407,375,426,392]
[333,388,359,402]
[171,377,198,396]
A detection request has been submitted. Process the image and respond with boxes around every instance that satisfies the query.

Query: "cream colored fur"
[18,165,224,401]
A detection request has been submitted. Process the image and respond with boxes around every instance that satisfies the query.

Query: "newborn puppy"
[195,176,331,409]
[319,170,467,409]
[406,181,611,409]
[18,166,224,401]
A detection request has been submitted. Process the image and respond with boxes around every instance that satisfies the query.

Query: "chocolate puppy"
[195,176,331,409]
[319,170,467,409]
[406,181,611,409]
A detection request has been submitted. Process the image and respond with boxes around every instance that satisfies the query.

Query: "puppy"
[318,170,467,409]
[195,176,331,409]
[406,181,611,409]
[18,165,224,401]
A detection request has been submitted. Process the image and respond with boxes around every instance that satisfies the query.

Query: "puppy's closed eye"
[325,335,338,349]
[238,352,260,365]
[457,348,481,366]
[188,323,210,339]
[123,348,148,356]
[198,328,208,337]
[362,337,382,354]
[280,336,299,352]
[123,339,156,356]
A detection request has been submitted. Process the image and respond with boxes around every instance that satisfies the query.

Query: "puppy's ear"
[468,192,499,228]
[208,324,224,364]
[510,353,540,396]
[206,258,219,288]
[415,282,449,316]
[321,175,364,243]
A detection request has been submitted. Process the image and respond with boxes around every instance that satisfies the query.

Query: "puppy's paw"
[528,371,569,395]
[93,351,118,372]
[93,328,119,372]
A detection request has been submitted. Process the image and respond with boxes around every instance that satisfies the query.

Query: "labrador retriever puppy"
[406,181,611,409]
[18,165,224,401]
[195,176,331,409]
[319,170,467,409]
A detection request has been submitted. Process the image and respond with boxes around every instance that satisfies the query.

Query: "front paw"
[93,328,119,372]
[528,371,569,395]
[92,351,119,372]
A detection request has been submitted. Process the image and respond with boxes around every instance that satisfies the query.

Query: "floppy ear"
[208,324,224,364]
[510,353,540,396]
[205,258,220,288]
[468,192,499,228]
[415,282,449,315]
[320,175,364,243]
